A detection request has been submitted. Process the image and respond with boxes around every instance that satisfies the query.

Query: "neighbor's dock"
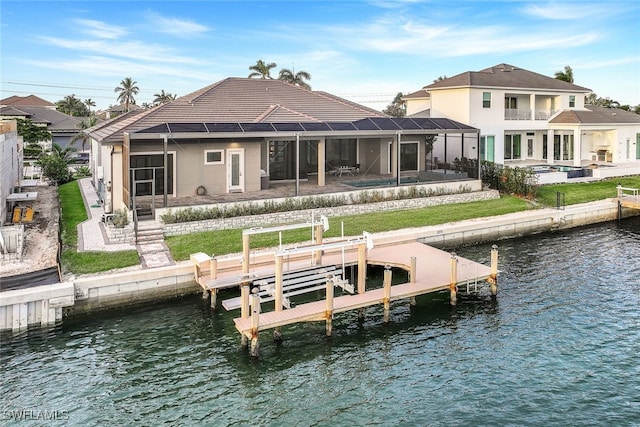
[615,185,640,222]
[190,219,498,356]
[616,185,640,210]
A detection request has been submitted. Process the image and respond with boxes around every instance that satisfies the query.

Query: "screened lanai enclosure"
[124,117,480,207]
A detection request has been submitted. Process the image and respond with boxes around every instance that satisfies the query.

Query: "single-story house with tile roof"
[1,95,56,108]
[86,78,480,214]
[0,104,84,149]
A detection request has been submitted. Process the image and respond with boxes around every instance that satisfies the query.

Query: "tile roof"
[88,78,389,143]
[550,105,640,125]
[0,105,82,131]
[402,89,430,100]
[1,95,55,107]
[424,63,591,93]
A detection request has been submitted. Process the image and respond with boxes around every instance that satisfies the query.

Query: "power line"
[3,81,113,91]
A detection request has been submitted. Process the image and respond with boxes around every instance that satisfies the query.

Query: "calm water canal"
[2,217,639,426]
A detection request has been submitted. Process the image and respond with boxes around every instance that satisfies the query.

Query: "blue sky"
[2,0,639,112]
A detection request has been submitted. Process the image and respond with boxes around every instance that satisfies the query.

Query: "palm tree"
[70,116,98,152]
[57,94,89,116]
[248,60,277,79]
[153,90,177,105]
[278,68,312,90]
[114,77,140,112]
[84,98,96,113]
[554,66,574,83]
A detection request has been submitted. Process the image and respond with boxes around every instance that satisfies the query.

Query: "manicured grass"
[166,195,532,261]
[60,174,640,270]
[536,176,640,207]
[61,250,140,275]
[58,181,139,274]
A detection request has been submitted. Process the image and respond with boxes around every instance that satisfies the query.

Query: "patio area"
[132,170,478,209]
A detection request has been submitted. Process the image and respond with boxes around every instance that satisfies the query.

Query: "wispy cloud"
[575,55,640,69]
[23,56,214,82]
[145,12,210,37]
[74,19,128,39]
[270,19,599,58]
[39,36,202,64]
[521,2,619,20]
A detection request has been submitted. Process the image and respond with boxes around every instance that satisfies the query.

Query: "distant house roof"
[95,104,143,120]
[550,105,640,125]
[402,89,430,100]
[89,78,391,143]
[424,63,591,93]
[0,105,82,132]
[1,95,55,107]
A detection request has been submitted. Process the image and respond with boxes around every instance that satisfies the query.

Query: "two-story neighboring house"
[406,63,640,168]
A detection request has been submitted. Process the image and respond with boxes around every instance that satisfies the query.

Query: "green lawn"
[166,195,532,261]
[58,181,139,274]
[536,176,640,207]
[58,174,640,272]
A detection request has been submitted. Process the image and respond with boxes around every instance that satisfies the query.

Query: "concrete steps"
[135,220,175,268]
[136,220,164,244]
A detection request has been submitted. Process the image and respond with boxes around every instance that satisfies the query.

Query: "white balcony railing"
[504,109,556,120]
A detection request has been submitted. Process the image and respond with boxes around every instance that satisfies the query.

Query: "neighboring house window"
[542,134,548,159]
[480,136,495,162]
[483,92,491,108]
[504,134,521,160]
[505,97,517,109]
[569,95,576,108]
[204,149,224,165]
[636,133,640,160]
[562,134,574,160]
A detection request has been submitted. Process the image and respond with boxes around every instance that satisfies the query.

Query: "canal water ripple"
[1,217,639,426]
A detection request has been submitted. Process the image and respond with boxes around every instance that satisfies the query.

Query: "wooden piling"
[490,245,499,296]
[314,224,324,265]
[210,256,217,280]
[210,289,217,309]
[275,255,283,312]
[409,256,417,306]
[325,276,334,336]
[250,293,260,357]
[242,233,250,275]
[450,252,458,306]
[357,242,367,294]
[240,282,250,347]
[383,267,392,323]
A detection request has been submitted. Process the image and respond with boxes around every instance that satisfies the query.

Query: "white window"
[483,92,491,108]
[480,136,495,162]
[569,95,576,108]
[204,149,224,165]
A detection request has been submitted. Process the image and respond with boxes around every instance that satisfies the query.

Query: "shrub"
[159,184,479,224]
[112,209,129,228]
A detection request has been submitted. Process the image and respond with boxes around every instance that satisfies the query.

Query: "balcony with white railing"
[505,109,557,121]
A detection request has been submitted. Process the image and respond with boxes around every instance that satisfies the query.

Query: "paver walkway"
[77,178,175,268]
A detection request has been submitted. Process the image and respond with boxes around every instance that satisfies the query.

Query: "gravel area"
[1,184,60,277]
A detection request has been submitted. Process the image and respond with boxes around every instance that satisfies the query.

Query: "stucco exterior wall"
[1,120,20,225]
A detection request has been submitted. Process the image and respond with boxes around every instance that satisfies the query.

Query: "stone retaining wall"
[104,222,134,244]
[163,190,500,236]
